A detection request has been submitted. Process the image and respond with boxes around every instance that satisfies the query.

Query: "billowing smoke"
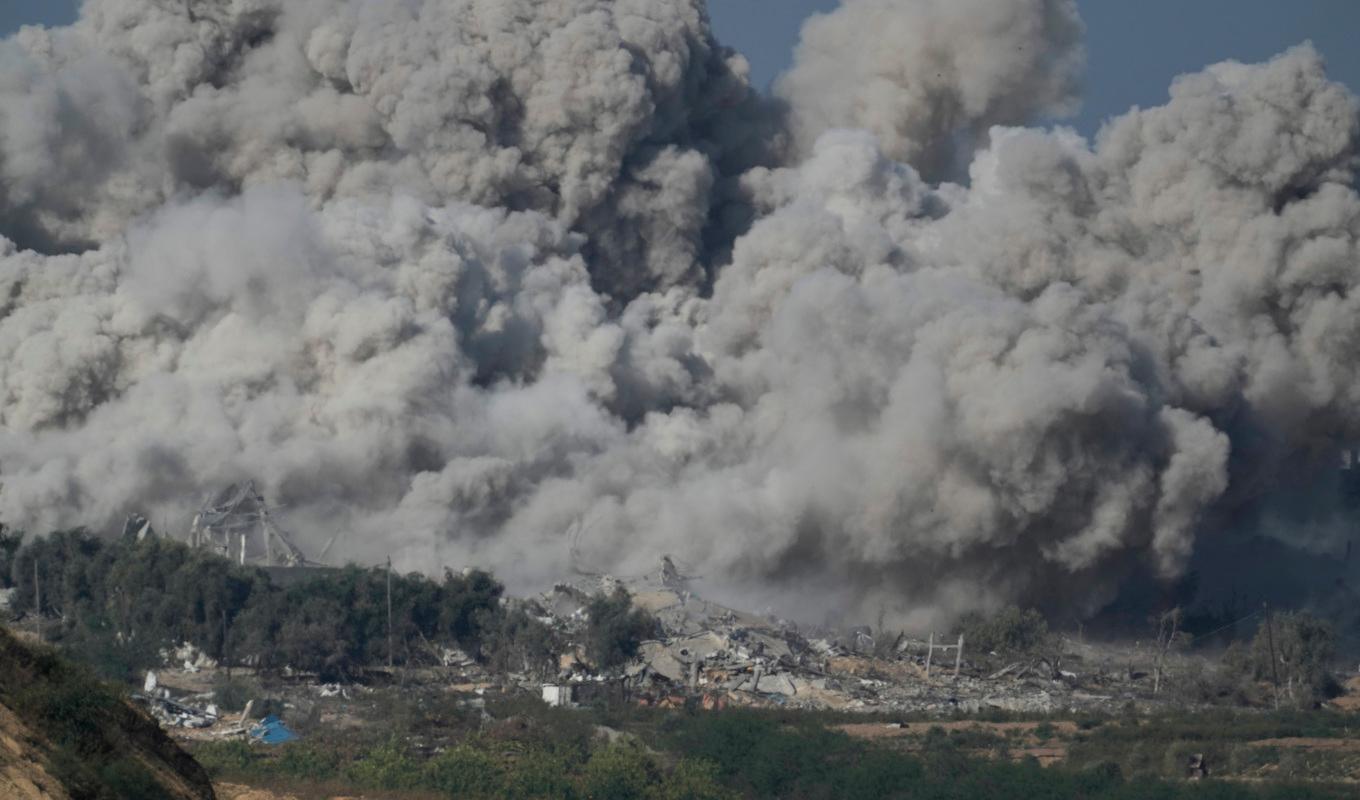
[1,0,1358,627]
[776,0,1085,181]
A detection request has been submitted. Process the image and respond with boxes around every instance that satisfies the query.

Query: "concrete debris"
[162,642,218,672]
[128,554,1235,732]
[519,558,1193,717]
[440,647,476,668]
[755,673,797,696]
[134,682,220,729]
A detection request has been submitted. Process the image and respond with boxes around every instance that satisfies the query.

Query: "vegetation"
[956,606,1050,657]
[0,625,211,800]
[1223,612,1340,709]
[190,703,1360,799]
[1,528,552,681]
[0,524,21,597]
[585,587,661,669]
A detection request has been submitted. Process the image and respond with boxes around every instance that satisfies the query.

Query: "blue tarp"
[249,715,299,745]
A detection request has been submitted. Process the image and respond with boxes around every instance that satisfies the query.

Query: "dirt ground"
[215,786,298,800]
[1327,676,1360,712]
[214,783,375,800]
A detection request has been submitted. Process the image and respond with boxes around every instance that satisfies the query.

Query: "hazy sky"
[2,0,1358,137]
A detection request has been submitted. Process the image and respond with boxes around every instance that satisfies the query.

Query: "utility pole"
[1264,602,1280,710]
[386,557,394,669]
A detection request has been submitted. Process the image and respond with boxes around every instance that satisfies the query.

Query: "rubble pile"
[527,565,1179,716]
[126,558,1228,743]
[135,671,220,729]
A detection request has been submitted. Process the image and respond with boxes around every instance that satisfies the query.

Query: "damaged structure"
[523,561,1184,717]
[187,481,314,567]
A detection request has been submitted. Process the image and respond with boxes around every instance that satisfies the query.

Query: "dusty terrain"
[0,626,215,800]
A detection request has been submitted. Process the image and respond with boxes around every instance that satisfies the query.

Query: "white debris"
[542,684,574,708]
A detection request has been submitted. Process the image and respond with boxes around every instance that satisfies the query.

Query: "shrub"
[276,742,342,781]
[97,758,176,800]
[424,744,504,797]
[956,606,1049,656]
[649,759,739,800]
[344,738,420,790]
[581,742,657,800]
[192,739,259,777]
[504,750,578,800]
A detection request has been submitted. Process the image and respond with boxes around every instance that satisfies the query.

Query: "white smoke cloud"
[1,1,1358,626]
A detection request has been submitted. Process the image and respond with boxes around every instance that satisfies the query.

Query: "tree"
[584,588,658,670]
[1226,611,1338,708]
[0,525,21,590]
[483,606,558,677]
[439,568,503,649]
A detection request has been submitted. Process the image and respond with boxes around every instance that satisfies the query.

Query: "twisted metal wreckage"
[187,481,318,567]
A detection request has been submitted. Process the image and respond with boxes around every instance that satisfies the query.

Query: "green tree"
[584,588,658,670]
[440,568,504,648]
[0,524,21,590]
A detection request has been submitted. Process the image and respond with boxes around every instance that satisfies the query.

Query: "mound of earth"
[0,626,214,800]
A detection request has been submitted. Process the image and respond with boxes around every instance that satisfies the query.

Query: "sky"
[708,0,1360,136]
[2,0,1358,138]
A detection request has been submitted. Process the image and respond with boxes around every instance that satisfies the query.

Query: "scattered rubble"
[134,672,220,729]
[128,556,1254,747]
[162,642,219,674]
[521,560,1203,717]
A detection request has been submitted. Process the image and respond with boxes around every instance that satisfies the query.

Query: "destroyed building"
[518,559,1201,717]
[188,481,315,568]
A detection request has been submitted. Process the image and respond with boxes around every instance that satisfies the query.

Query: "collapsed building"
[523,563,1102,715]
[187,481,320,569]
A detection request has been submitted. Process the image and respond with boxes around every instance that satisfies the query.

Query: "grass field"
[187,686,1360,799]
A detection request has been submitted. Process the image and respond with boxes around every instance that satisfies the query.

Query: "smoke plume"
[1,0,1359,627]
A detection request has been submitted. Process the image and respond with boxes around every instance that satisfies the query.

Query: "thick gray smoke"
[1,0,1358,628]
[777,0,1085,181]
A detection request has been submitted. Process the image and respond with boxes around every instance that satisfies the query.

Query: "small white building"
[541,684,574,707]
